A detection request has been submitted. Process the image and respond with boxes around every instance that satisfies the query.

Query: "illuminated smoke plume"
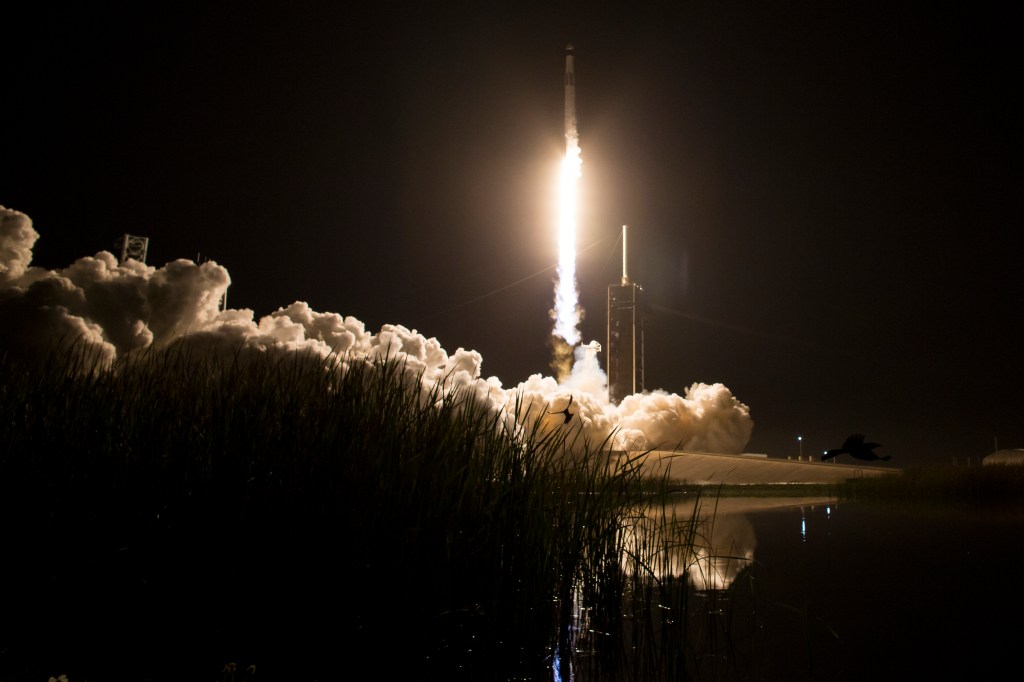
[550,45,583,381]
[551,138,582,380]
[0,205,753,455]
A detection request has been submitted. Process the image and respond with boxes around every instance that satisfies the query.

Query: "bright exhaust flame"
[551,138,582,378]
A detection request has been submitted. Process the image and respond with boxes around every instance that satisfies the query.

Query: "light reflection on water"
[559,495,840,681]
[562,496,1024,679]
[619,495,836,591]
[738,499,1024,679]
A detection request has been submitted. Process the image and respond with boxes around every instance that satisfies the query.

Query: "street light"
[798,435,803,460]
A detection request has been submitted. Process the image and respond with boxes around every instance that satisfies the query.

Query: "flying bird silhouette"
[821,433,891,462]
[548,395,575,424]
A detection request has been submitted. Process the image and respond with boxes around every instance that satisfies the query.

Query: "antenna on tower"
[621,224,631,285]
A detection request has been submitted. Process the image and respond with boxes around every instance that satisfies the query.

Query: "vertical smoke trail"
[551,44,581,381]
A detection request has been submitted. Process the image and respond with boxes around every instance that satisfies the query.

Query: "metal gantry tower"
[115,233,149,264]
[607,225,647,404]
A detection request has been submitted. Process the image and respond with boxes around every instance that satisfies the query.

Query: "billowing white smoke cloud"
[0,206,38,284]
[0,205,753,453]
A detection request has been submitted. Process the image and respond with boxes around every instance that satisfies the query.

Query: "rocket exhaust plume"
[0,203,754,456]
[551,43,582,381]
[0,45,757,459]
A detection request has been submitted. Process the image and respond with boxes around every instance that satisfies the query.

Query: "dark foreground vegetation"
[4,343,1019,681]
[1,343,748,682]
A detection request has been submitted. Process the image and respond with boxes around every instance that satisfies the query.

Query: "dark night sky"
[3,1,1021,466]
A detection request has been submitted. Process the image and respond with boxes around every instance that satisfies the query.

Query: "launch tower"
[115,233,149,264]
[607,225,647,404]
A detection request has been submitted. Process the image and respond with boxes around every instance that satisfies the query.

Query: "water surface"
[734,500,1024,679]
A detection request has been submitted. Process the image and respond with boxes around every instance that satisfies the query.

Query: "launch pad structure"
[561,46,647,404]
[607,224,647,404]
[115,233,149,264]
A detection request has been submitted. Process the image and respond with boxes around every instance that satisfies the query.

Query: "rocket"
[564,43,577,144]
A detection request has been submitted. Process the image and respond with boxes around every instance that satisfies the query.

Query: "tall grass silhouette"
[1,341,756,681]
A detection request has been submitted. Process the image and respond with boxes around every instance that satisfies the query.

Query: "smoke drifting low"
[0,206,753,454]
